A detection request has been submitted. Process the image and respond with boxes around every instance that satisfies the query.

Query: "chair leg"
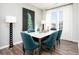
[30,50,35,55]
[30,51,33,55]
[56,40,57,46]
[28,50,34,55]
[33,50,36,55]
[33,49,37,55]
[23,44,25,55]
[52,45,55,52]
[57,40,60,47]
[54,45,56,51]
[59,40,60,45]
[33,50,35,55]
[48,48,53,55]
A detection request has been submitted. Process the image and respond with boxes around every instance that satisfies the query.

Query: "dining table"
[23,30,57,54]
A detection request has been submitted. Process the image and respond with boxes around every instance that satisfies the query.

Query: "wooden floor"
[0,40,78,55]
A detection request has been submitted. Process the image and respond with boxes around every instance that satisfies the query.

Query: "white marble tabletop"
[23,30,57,39]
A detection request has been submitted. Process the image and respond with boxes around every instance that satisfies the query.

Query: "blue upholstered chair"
[27,29,35,33]
[56,30,62,46]
[42,31,58,54]
[21,32,38,55]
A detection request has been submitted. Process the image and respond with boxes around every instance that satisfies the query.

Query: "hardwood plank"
[0,40,78,55]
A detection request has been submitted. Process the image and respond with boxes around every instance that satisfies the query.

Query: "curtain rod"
[46,3,73,11]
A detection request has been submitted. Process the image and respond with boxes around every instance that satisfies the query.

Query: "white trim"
[61,39,78,43]
[0,41,22,50]
[14,41,22,45]
[0,45,9,50]
[61,37,78,43]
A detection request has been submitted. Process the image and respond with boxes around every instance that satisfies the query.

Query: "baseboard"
[0,45,9,50]
[14,41,22,45]
[0,41,22,50]
[61,39,78,43]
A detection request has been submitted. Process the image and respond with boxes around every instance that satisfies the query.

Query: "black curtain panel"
[22,8,35,31]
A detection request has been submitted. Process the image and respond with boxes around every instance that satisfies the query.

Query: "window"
[46,9,63,30]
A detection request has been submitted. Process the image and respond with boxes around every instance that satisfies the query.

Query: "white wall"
[77,4,79,48]
[0,3,42,49]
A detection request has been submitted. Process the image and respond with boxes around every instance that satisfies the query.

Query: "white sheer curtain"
[46,9,63,30]
[46,4,73,40]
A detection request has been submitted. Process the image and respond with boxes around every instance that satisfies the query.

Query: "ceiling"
[30,3,69,10]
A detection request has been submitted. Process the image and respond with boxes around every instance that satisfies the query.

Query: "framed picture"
[22,8,35,31]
